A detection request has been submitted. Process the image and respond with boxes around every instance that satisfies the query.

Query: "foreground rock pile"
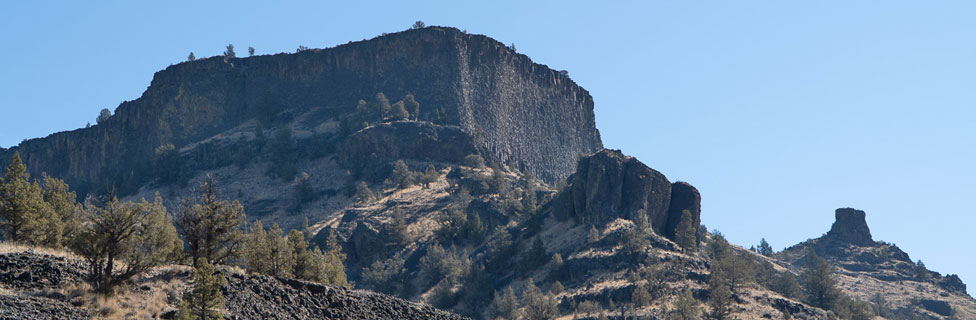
[0,250,466,320]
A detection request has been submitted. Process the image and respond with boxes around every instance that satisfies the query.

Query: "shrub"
[68,195,182,294]
[177,261,225,320]
[463,154,485,168]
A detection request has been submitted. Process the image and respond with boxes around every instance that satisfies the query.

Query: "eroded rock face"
[338,121,477,176]
[826,208,874,246]
[556,149,672,234]
[664,182,701,239]
[1,26,601,197]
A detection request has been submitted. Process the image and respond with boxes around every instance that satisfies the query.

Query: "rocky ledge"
[553,149,701,242]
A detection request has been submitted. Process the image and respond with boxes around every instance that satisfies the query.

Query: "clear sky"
[2,1,973,294]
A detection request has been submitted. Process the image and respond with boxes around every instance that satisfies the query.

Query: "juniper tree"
[176,178,246,267]
[178,261,225,320]
[187,52,196,61]
[374,93,391,120]
[419,164,438,188]
[675,209,697,251]
[757,238,773,256]
[96,108,112,124]
[390,101,409,121]
[69,195,182,294]
[411,21,426,29]
[0,152,58,245]
[671,288,701,320]
[522,281,558,320]
[392,160,415,188]
[492,286,519,320]
[403,93,420,119]
[288,229,348,286]
[223,44,235,58]
[802,249,842,310]
[247,46,255,56]
[39,174,82,246]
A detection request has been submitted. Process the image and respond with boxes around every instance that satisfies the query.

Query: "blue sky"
[2,1,973,293]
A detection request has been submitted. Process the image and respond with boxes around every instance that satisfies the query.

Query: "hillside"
[0,26,973,320]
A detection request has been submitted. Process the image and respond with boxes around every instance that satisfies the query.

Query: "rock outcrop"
[664,181,701,239]
[554,149,701,240]
[338,121,478,177]
[0,26,601,197]
[825,208,874,246]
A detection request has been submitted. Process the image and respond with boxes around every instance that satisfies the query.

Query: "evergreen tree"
[492,286,519,320]
[223,44,235,58]
[915,260,931,280]
[390,101,409,121]
[176,178,246,267]
[96,108,112,124]
[392,160,415,188]
[177,261,225,320]
[386,212,409,246]
[68,195,182,294]
[288,229,348,286]
[187,52,196,61]
[374,93,391,120]
[522,281,558,320]
[631,283,652,307]
[675,209,697,251]
[0,152,58,245]
[403,93,420,119]
[708,265,734,320]
[671,288,701,320]
[39,174,82,245]
[550,281,564,294]
[802,249,842,310]
[419,164,438,188]
[354,181,377,203]
[411,21,426,29]
[772,271,802,299]
[757,238,774,256]
[361,257,408,295]
[247,46,255,56]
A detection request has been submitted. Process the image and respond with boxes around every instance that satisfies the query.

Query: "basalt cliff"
[0,26,973,320]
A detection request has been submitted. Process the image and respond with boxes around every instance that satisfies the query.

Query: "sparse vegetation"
[68,195,182,294]
[175,178,246,267]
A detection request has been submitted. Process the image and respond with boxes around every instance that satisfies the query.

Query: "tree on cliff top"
[96,108,112,124]
[223,44,235,58]
[412,21,426,29]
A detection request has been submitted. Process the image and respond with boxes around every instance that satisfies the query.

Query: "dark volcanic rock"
[1,26,601,196]
[664,181,701,239]
[826,208,874,246]
[918,299,953,316]
[0,294,91,320]
[223,273,466,320]
[0,252,85,290]
[338,121,478,174]
[555,149,672,234]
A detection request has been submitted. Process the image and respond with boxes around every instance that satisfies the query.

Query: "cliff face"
[553,149,701,239]
[0,26,601,195]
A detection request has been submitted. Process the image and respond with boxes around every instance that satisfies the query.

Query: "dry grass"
[0,241,80,259]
